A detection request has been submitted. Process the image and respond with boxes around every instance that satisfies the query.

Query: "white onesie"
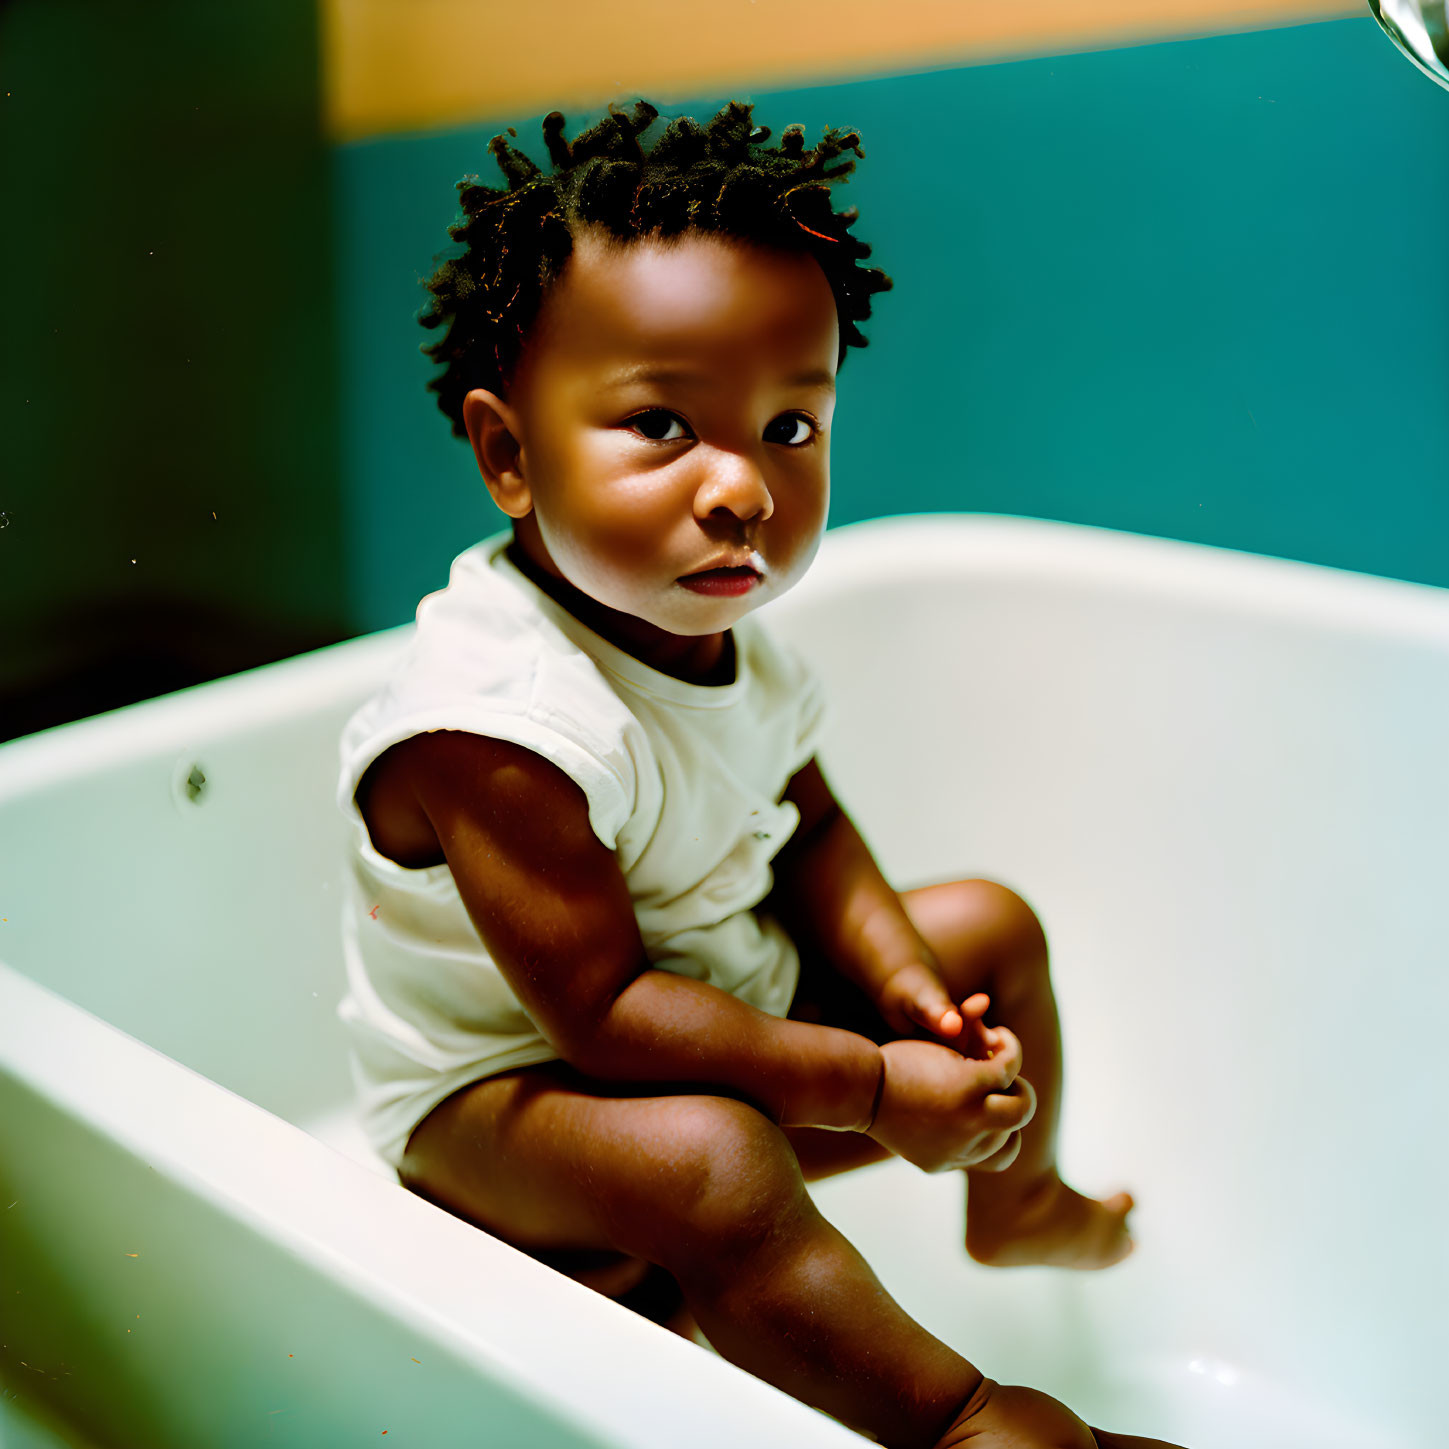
[335,529,828,1171]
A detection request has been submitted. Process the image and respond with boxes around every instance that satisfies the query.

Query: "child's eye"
[624,409,819,447]
[765,413,819,447]
[627,409,689,443]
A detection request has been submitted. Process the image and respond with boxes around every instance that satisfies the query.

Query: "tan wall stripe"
[322,0,1363,144]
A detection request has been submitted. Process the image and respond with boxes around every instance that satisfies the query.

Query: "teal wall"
[337,17,1448,635]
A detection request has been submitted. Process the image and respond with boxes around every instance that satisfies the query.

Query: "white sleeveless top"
[335,531,828,1171]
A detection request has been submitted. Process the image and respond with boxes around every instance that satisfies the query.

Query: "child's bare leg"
[901,879,1134,1269]
[400,1063,983,1449]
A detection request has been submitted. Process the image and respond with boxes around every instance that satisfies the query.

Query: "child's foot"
[965,1172,1135,1270]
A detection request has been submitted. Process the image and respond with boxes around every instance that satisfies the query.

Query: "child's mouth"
[678,565,762,597]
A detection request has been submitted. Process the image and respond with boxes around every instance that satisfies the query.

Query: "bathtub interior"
[2,514,1445,1448]
[0,643,397,1132]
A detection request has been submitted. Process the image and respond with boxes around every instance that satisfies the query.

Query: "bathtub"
[2,513,1444,1449]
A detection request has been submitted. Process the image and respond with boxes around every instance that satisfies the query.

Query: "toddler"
[336,98,1186,1449]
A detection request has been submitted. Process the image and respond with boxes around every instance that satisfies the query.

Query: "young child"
[336,99,1185,1449]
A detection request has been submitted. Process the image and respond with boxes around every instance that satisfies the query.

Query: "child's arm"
[403,728,877,1129]
[768,758,990,1052]
[397,730,1020,1159]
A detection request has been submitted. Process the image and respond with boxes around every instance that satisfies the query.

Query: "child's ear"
[462,388,533,518]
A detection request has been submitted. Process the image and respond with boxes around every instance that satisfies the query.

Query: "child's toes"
[1088,1191,1137,1266]
[968,1177,1138,1270]
[1093,1212,1135,1268]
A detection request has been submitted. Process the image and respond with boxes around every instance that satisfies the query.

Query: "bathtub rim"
[0,960,864,1449]
[4,510,1445,804]
[791,512,1449,642]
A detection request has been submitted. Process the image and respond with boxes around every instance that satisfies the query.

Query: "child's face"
[463,226,839,638]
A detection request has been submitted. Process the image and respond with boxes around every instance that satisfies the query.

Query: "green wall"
[337,16,1448,635]
[0,0,343,743]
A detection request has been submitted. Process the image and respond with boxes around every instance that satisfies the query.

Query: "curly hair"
[417,97,894,440]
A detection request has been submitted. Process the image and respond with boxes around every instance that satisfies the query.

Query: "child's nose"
[692,461,774,523]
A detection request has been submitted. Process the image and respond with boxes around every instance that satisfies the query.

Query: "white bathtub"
[2,513,1445,1449]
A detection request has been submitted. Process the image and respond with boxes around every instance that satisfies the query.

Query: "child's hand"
[877,962,995,1059]
[867,1032,1035,1175]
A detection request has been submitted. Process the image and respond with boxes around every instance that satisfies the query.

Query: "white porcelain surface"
[3,514,1444,1448]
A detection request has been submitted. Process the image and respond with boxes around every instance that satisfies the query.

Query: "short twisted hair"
[418,97,894,440]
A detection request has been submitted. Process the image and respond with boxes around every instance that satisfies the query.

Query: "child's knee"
[979,880,1048,971]
[632,1097,810,1281]
[932,879,1050,995]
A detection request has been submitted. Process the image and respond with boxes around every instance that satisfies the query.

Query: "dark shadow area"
[1,0,346,747]
[0,596,342,745]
